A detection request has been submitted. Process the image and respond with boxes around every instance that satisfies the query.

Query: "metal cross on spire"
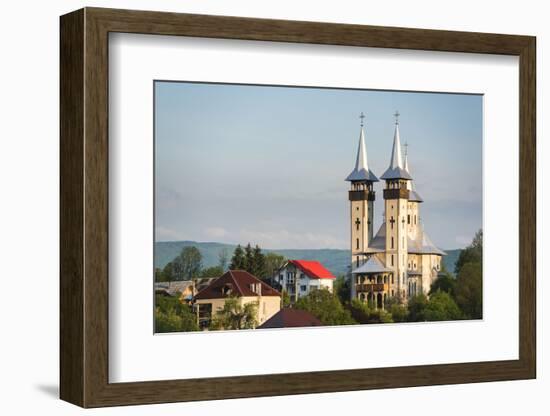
[404,141,409,156]
[394,110,400,125]
[359,112,366,127]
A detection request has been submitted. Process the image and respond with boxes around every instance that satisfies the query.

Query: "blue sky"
[155,81,482,250]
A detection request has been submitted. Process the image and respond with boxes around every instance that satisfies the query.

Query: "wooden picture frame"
[60,7,536,408]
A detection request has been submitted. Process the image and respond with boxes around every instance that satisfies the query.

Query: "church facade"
[346,113,445,308]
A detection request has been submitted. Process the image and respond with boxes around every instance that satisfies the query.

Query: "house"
[346,112,446,308]
[193,270,281,329]
[272,260,335,303]
[154,281,194,303]
[257,308,322,329]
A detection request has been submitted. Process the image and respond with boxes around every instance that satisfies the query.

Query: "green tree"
[334,275,351,306]
[251,245,266,277]
[296,288,356,326]
[455,229,482,274]
[349,298,393,324]
[161,261,175,281]
[229,245,246,270]
[407,294,428,322]
[171,246,202,280]
[264,252,286,281]
[154,267,168,282]
[424,291,463,321]
[200,265,224,278]
[244,243,254,271]
[389,303,408,322]
[429,275,456,296]
[455,261,482,319]
[281,289,291,308]
[209,297,259,330]
[154,295,199,333]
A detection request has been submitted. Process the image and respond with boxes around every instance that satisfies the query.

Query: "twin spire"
[345,112,379,182]
[346,111,413,183]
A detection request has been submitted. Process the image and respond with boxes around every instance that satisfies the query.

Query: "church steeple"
[380,111,412,181]
[346,113,377,284]
[346,112,378,182]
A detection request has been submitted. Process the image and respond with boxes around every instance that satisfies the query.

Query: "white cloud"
[155,226,185,241]
[236,228,347,250]
[205,227,228,238]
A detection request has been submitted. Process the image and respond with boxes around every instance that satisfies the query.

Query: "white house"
[273,260,335,303]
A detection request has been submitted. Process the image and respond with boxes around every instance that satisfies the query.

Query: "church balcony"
[356,283,386,292]
[349,190,375,201]
[383,188,410,200]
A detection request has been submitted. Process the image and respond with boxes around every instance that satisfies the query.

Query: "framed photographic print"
[60,7,536,408]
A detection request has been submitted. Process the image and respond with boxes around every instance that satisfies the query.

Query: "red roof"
[288,260,336,279]
[258,308,322,329]
[194,270,281,300]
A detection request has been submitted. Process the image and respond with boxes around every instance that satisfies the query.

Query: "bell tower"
[380,112,412,300]
[345,113,379,298]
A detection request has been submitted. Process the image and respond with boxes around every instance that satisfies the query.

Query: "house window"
[300,285,307,291]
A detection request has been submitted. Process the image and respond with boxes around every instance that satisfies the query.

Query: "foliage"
[209,297,259,330]
[429,274,456,296]
[281,290,291,308]
[455,261,482,319]
[423,291,463,321]
[200,265,224,278]
[455,229,482,274]
[154,295,199,333]
[334,275,351,306]
[389,303,409,322]
[407,294,429,322]
[296,288,356,326]
[349,298,393,324]
[228,243,272,279]
[229,245,246,270]
[159,246,203,281]
[264,252,287,281]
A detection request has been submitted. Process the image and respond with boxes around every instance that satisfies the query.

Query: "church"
[346,112,445,308]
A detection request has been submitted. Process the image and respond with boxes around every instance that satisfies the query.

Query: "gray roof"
[409,190,424,202]
[352,256,392,274]
[380,123,413,180]
[346,127,379,182]
[368,222,445,256]
[154,281,193,296]
[369,223,387,250]
[407,224,446,256]
[404,152,423,202]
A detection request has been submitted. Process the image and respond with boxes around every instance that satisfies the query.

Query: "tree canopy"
[154,295,199,333]
[295,288,356,326]
[209,297,259,330]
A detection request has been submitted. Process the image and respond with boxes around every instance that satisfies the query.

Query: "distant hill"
[155,241,462,278]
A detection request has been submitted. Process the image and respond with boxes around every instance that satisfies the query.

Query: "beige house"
[193,270,281,329]
[346,112,445,308]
